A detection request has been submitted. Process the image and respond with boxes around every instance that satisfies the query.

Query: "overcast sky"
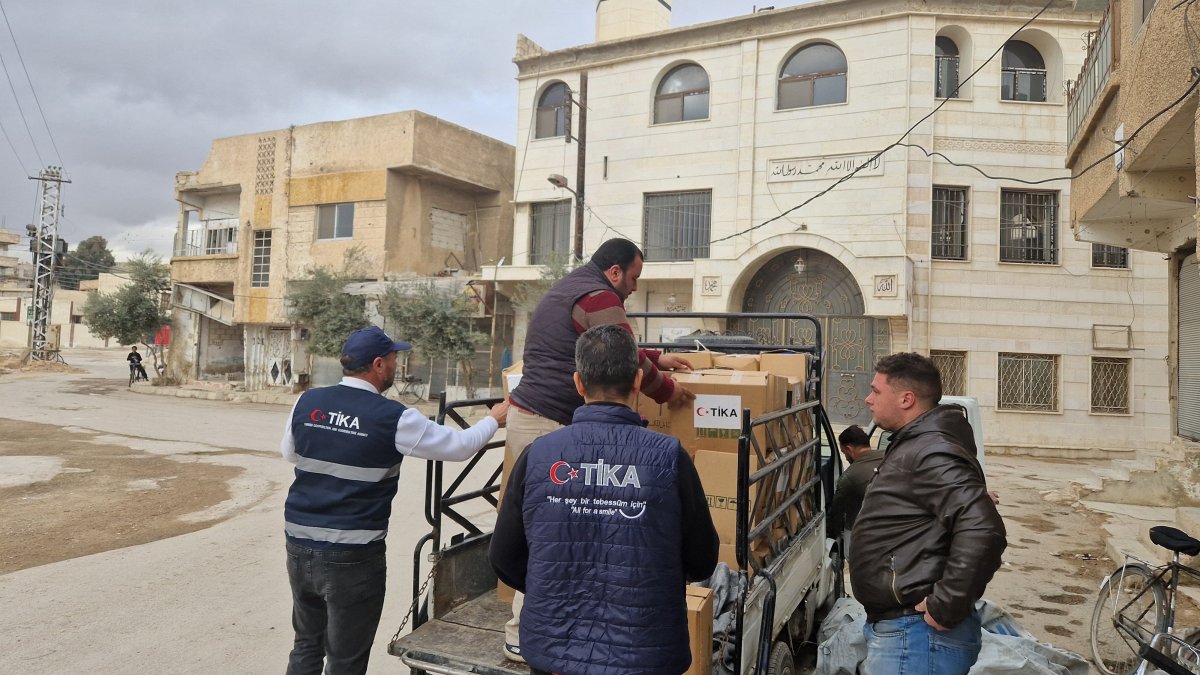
[0,0,810,262]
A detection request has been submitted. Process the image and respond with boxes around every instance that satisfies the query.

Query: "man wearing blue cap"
[280,325,509,675]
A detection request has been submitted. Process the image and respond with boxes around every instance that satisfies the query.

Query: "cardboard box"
[685,586,714,675]
[639,370,788,454]
[759,351,810,400]
[497,580,516,603]
[693,449,759,545]
[670,350,723,370]
[713,354,759,371]
[502,360,523,398]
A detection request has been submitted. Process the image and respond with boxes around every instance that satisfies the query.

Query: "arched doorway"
[736,248,890,425]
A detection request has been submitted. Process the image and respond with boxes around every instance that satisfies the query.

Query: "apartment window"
[316,203,354,240]
[535,82,570,139]
[1001,40,1047,102]
[778,43,847,110]
[935,36,960,99]
[1000,190,1058,264]
[1092,356,1131,414]
[643,190,712,261]
[998,352,1060,412]
[932,187,968,260]
[654,63,709,124]
[0,311,16,322]
[251,230,272,288]
[530,200,571,265]
[1093,243,1129,269]
[930,350,967,397]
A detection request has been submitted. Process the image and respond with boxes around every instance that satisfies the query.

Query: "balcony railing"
[1068,1,1117,143]
[175,218,239,257]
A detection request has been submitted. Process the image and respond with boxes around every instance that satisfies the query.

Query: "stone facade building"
[170,111,514,390]
[491,0,1169,456]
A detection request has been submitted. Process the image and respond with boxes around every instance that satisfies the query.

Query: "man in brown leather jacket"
[849,353,1005,675]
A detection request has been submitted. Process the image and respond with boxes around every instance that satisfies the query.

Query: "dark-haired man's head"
[866,352,943,432]
[573,324,643,404]
[590,239,644,300]
[838,424,872,462]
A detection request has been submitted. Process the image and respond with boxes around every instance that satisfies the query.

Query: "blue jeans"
[285,539,387,675]
[862,610,982,675]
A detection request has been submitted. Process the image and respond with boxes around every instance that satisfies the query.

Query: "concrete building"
[1067,0,1200,485]
[169,111,514,390]
[491,0,1170,456]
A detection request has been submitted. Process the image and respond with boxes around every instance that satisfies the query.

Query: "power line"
[711,0,1056,245]
[0,0,62,167]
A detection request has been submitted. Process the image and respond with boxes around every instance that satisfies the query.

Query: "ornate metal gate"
[736,249,890,426]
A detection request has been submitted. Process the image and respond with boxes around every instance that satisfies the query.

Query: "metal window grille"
[1000,190,1058,264]
[932,187,968,260]
[1091,356,1131,414]
[1092,243,1129,269]
[251,230,272,288]
[530,200,571,265]
[317,203,354,239]
[177,217,239,256]
[931,350,967,396]
[643,190,712,261]
[935,56,960,98]
[1001,68,1048,102]
[998,352,1060,412]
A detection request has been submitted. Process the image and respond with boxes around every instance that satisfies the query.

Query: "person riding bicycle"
[127,346,149,382]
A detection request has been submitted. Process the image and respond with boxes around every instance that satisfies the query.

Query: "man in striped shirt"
[281,325,509,675]
[501,238,694,662]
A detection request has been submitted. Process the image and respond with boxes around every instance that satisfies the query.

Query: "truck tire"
[766,640,794,675]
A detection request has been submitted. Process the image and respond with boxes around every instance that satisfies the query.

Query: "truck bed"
[390,593,528,674]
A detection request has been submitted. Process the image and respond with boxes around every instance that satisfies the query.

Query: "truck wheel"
[767,640,794,675]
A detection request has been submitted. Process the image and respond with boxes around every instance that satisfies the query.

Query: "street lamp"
[547,172,584,261]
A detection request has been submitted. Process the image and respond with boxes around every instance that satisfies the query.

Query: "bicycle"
[1091,525,1200,675]
[128,363,149,387]
[393,374,425,405]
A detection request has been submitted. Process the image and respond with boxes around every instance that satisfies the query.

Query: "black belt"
[867,606,923,622]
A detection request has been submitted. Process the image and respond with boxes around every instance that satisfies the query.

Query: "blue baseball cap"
[342,326,412,370]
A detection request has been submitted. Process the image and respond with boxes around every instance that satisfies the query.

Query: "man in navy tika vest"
[281,326,508,675]
[491,325,718,675]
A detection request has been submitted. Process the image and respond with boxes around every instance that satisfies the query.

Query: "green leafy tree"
[511,252,581,313]
[286,250,369,358]
[59,235,116,290]
[382,283,482,397]
[82,251,170,374]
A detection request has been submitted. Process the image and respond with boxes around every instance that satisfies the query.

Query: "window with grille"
[643,190,712,261]
[931,350,967,396]
[316,203,354,239]
[932,187,968,260]
[998,352,1060,412]
[1000,190,1058,264]
[1091,357,1131,414]
[935,37,960,99]
[1092,243,1129,269]
[252,230,272,288]
[1001,40,1047,102]
[530,200,571,265]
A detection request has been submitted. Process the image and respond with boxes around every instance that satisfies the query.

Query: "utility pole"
[566,71,588,261]
[27,166,69,362]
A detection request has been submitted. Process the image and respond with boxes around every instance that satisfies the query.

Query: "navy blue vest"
[284,383,406,548]
[511,262,616,426]
[519,404,690,675]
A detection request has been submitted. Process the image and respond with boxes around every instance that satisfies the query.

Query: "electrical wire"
[0,0,63,167]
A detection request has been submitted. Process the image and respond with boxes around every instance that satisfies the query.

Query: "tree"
[510,252,581,313]
[286,250,369,358]
[382,283,482,397]
[58,235,116,290]
[82,251,170,375]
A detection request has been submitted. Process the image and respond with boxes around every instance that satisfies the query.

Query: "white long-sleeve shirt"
[280,377,499,464]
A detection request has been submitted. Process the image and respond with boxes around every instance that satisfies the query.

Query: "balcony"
[175,218,239,257]
[1067,1,1117,143]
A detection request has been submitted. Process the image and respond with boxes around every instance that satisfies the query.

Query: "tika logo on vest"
[549,459,641,488]
[309,409,361,430]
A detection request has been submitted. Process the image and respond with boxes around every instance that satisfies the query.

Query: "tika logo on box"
[693,394,742,439]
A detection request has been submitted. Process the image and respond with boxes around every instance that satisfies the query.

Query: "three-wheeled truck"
[388,312,844,674]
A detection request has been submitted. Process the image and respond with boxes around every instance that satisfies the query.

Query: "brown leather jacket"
[848,405,1006,628]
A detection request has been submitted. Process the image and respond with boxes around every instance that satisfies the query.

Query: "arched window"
[778,43,847,110]
[535,82,570,139]
[1001,40,1047,102]
[935,36,960,99]
[654,64,709,124]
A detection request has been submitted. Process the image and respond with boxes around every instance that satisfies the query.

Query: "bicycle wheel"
[1091,562,1167,675]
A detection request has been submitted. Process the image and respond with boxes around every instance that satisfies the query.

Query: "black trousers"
[285,539,387,675]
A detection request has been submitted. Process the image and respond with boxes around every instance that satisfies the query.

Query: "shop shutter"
[1179,252,1200,440]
